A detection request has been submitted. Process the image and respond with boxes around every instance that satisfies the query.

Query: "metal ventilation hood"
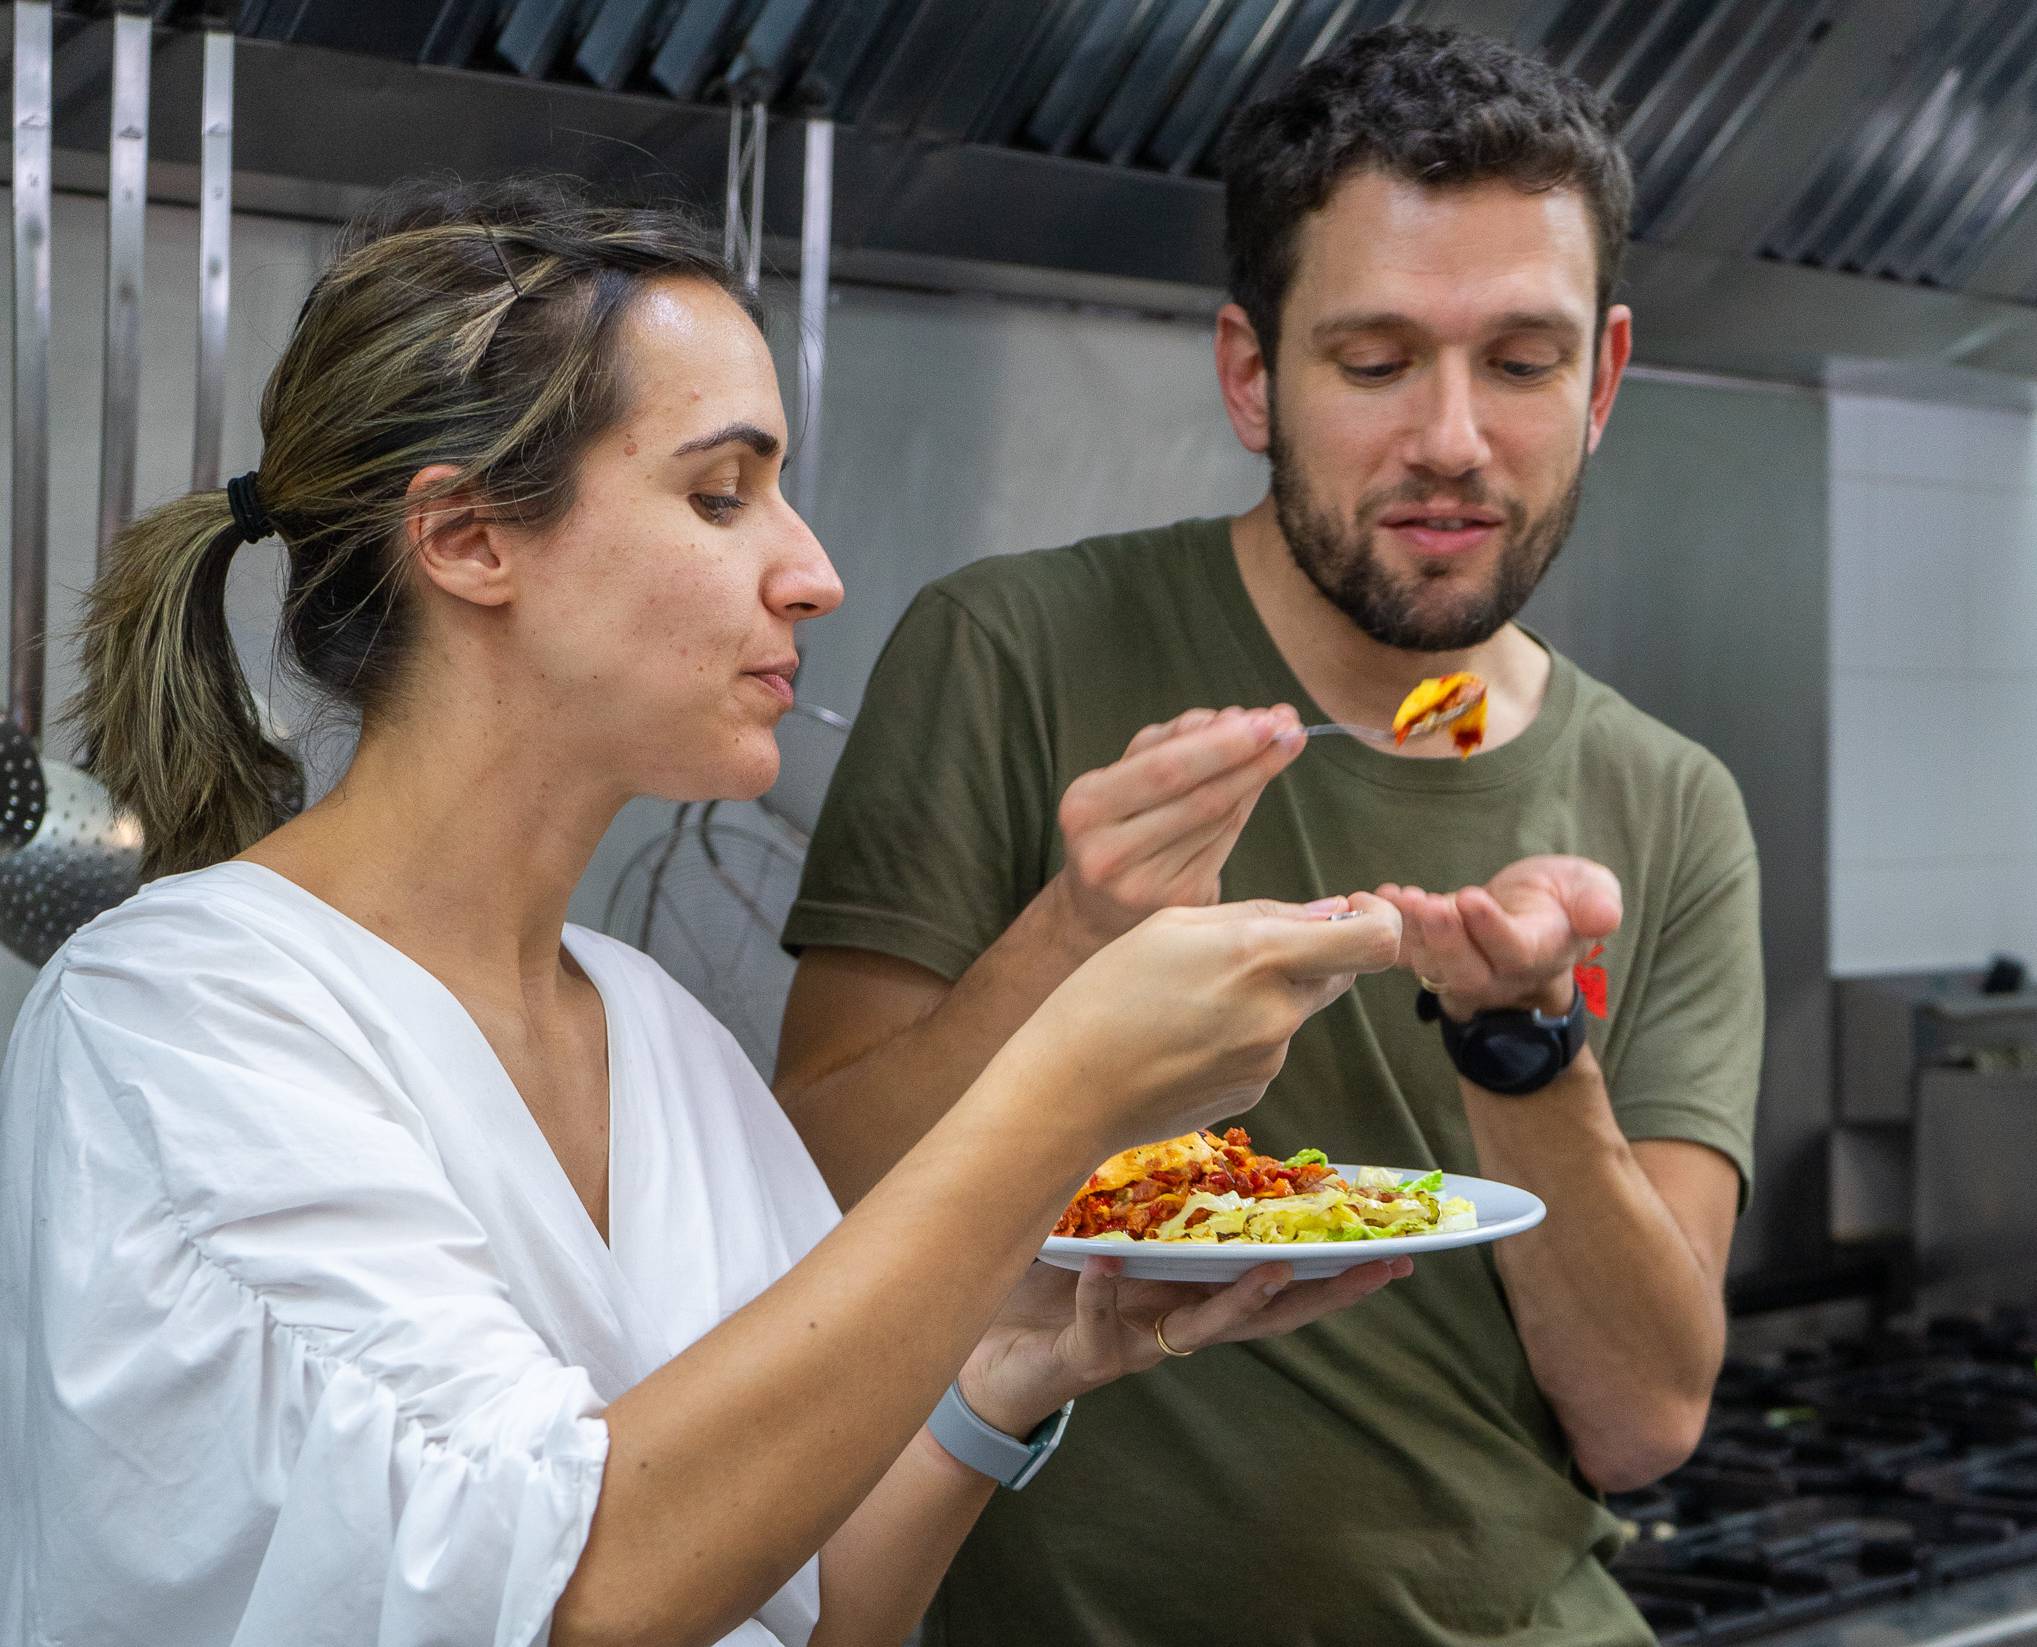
[31,0,2037,397]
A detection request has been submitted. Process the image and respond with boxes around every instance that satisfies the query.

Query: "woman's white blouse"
[0,862,841,1647]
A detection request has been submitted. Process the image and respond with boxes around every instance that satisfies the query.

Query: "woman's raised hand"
[1003,892,1401,1158]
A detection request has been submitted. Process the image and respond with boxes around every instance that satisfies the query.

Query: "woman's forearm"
[552,1049,1093,1647]
[809,1426,997,1647]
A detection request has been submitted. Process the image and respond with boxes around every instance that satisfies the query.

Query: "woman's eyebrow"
[672,422,781,459]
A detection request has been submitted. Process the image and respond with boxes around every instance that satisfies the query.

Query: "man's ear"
[403,463,514,610]
[1215,302,1273,456]
[1586,304,1632,456]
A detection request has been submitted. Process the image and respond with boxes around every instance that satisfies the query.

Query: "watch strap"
[927,1381,1074,1490]
[1416,984,1588,1096]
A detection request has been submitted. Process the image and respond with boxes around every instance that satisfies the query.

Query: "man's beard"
[1268,410,1586,652]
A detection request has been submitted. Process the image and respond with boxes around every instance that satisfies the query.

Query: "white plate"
[1039,1166,1546,1282]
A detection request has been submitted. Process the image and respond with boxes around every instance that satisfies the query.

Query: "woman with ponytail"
[0,177,1406,1647]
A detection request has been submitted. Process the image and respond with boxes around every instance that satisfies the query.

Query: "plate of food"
[1041,1126,1545,1281]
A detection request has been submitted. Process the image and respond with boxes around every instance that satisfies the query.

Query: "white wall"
[1829,392,2037,975]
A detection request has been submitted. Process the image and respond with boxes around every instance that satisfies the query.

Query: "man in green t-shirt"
[777,24,1758,1646]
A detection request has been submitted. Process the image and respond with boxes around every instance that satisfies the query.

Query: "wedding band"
[1418,974,1447,993]
[1153,1315,1194,1358]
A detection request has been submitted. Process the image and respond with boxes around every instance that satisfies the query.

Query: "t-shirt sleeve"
[14,963,614,1647]
[784,584,1054,983]
[1606,756,1764,1207]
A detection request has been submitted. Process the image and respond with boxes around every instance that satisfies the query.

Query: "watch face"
[1467,1028,1557,1091]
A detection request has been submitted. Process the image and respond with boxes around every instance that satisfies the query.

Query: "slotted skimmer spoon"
[0,4,143,966]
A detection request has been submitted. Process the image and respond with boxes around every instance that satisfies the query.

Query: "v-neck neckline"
[214,859,624,1255]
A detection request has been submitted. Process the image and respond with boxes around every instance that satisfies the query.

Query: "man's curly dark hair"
[1218,24,1633,365]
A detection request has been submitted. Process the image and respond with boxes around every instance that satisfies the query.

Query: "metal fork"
[1300,721,1398,748]
[1300,691,1484,751]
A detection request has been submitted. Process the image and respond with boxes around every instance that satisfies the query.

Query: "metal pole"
[724,97,767,294]
[192,28,234,492]
[745,102,766,293]
[793,117,832,526]
[10,1,51,741]
[98,9,152,569]
[724,98,744,271]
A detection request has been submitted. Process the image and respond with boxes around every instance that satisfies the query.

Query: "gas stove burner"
[1689,1413,1949,1497]
[1907,1441,2037,1518]
[1610,1307,2037,1640]
[1612,1495,2037,1643]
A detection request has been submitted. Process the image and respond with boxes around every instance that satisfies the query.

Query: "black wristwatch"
[1415,985,1589,1096]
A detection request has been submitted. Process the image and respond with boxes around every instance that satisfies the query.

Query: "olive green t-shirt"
[785,517,1762,1647]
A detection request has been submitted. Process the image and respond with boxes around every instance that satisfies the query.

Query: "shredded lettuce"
[1145,1180,1477,1244]
[1283,1148,1330,1168]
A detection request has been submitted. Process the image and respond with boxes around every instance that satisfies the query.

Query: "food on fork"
[1053,1126,1476,1244]
[1392,673,1487,757]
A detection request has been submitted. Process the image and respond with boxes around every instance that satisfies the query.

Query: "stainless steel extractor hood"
[28,0,2037,397]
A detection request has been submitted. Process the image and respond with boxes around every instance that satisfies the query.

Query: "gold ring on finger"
[1153,1314,1194,1358]
[1418,974,1448,994]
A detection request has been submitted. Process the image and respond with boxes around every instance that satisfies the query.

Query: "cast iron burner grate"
[1608,1308,2037,1642]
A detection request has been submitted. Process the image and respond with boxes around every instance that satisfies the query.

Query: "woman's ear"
[403,463,515,609]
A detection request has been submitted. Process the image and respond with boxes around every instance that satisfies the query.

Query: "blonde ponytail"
[73,490,299,879]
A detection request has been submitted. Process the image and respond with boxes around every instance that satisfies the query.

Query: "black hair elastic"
[225,471,271,546]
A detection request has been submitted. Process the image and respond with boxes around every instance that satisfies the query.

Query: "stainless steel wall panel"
[1523,376,1831,1279]
[1913,1070,2037,1310]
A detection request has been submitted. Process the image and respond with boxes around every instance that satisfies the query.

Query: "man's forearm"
[780,878,1100,1206]
[1463,1050,1726,1492]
